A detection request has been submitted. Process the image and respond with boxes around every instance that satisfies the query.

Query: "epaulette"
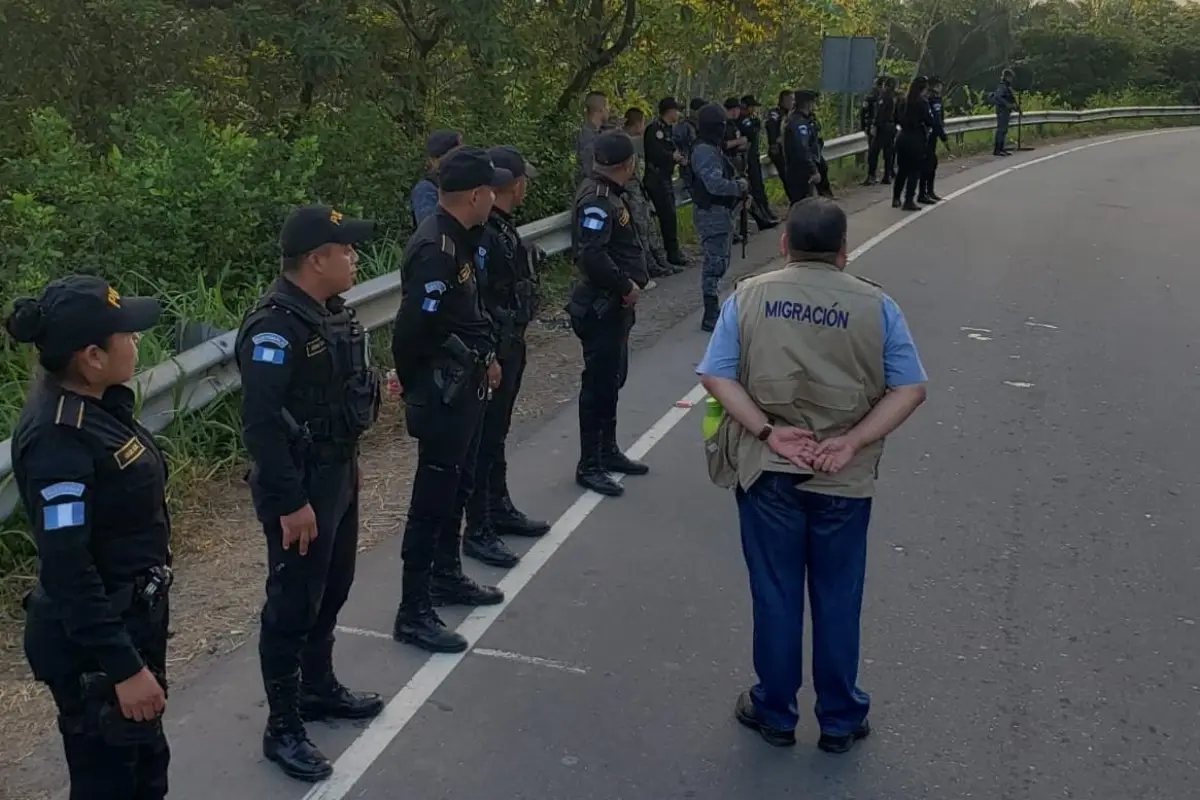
[440,234,456,258]
[851,273,884,290]
[53,393,86,430]
[596,184,610,198]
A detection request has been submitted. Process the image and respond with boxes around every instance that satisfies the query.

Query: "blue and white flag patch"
[43,502,85,531]
[581,205,608,232]
[422,297,440,313]
[252,346,287,365]
[40,482,85,502]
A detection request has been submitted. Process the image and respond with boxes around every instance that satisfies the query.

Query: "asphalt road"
[37,128,1200,799]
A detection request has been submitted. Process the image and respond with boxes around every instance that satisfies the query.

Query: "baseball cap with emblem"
[438,146,515,192]
[658,97,680,114]
[280,204,376,258]
[4,275,161,358]
[593,131,636,166]
[487,145,540,180]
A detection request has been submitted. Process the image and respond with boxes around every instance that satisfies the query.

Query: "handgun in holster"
[433,334,488,406]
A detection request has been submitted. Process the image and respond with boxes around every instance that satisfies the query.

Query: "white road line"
[301,127,1191,800]
[336,625,393,640]
[473,648,590,675]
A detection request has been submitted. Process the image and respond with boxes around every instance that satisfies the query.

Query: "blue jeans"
[736,472,872,734]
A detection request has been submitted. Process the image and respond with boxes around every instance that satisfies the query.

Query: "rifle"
[738,194,749,259]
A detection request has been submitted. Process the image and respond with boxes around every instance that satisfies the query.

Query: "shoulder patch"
[40,482,85,502]
[43,501,86,531]
[458,264,472,284]
[440,234,456,258]
[617,206,631,227]
[582,205,608,219]
[53,395,85,429]
[424,280,448,296]
[114,436,146,471]
[252,340,287,365]
[251,332,289,349]
[655,129,664,139]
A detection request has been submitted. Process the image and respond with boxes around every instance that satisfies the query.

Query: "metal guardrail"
[1,105,1197,522]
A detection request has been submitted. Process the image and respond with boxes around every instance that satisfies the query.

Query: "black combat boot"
[601,418,649,476]
[488,461,549,538]
[393,576,469,653]
[575,427,623,497]
[298,638,384,722]
[701,296,720,333]
[430,522,504,606]
[263,674,333,783]
[463,525,520,568]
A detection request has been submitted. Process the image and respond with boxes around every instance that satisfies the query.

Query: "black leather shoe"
[299,682,385,722]
[733,691,796,748]
[263,726,333,782]
[576,465,624,496]
[490,503,550,538]
[902,201,921,211]
[464,527,521,568]
[431,573,504,606]
[917,194,935,204]
[393,608,468,653]
[927,192,943,202]
[602,449,649,475]
[818,720,871,754]
[892,198,902,209]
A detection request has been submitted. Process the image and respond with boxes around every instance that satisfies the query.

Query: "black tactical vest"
[689,141,738,210]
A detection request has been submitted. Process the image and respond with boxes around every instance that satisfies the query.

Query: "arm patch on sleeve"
[43,502,86,531]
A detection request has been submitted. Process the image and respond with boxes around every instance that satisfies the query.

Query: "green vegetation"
[2,0,1200,588]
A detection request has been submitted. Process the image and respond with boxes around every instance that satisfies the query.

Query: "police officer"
[920,76,949,203]
[809,92,834,198]
[893,76,935,211]
[462,146,551,569]
[642,97,689,266]
[411,129,463,228]
[8,276,171,798]
[691,103,748,333]
[568,131,651,498]
[766,90,794,200]
[696,197,927,754]
[739,95,778,225]
[674,97,706,190]
[992,68,1019,156]
[392,146,510,653]
[236,204,384,781]
[783,90,821,204]
[865,77,898,184]
[859,77,883,187]
[724,98,775,236]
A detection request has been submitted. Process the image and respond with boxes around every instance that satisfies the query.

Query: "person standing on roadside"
[766,90,794,200]
[462,145,552,569]
[698,197,927,755]
[391,147,510,654]
[624,107,679,280]
[692,102,748,333]
[783,90,821,204]
[8,276,171,799]
[920,76,948,203]
[576,91,609,183]
[642,97,690,267]
[568,131,651,498]
[991,68,1019,156]
[236,204,385,782]
[865,77,897,185]
[411,130,463,228]
[893,76,934,211]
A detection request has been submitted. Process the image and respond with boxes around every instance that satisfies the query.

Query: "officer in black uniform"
[568,131,651,498]
[642,97,689,266]
[810,92,835,198]
[866,77,898,184]
[739,95,777,224]
[766,90,794,200]
[411,129,464,229]
[860,77,883,185]
[920,76,948,203]
[462,146,551,569]
[724,97,775,234]
[392,146,511,654]
[236,204,384,782]
[8,275,171,799]
[783,90,821,202]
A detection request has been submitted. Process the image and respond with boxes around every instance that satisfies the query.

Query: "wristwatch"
[757,423,774,442]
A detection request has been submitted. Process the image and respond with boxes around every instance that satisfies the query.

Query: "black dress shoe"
[464,527,521,568]
[299,682,385,722]
[393,608,468,653]
[917,195,934,204]
[263,726,333,782]
[430,573,504,607]
[892,198,902,209]
[818,720,871,754]
[576,465,624,497]
[733,691,796,747]
[902,201,921,211]
[601,449,649,476]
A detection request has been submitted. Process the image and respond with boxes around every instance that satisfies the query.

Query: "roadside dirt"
[0,138,1107,798]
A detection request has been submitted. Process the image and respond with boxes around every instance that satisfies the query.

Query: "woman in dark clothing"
[893,76,933,211]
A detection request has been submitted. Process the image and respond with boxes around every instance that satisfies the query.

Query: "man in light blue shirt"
[697,197,926,754]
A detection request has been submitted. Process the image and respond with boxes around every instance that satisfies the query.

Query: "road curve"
[30,128,1200,800]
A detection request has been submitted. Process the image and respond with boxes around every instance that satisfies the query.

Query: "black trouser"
[785,166,815,203]
[769,151,791,202]
[893,132,927,204]
[995,109,1012,152]
[399,371,488,607]
[258,457,359,690]
[30,605,171,800]
[815,158,832,196]
[466,338,527,527]
[920,137,939,197]
[643,173,682,258]
[747,150,771,212]
[867,124,895,180]
[570,306,634,462]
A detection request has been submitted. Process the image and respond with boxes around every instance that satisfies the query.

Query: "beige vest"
[706,261,888,498]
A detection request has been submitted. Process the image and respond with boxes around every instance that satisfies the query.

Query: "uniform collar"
[491,207,515,223]
[595,175,626,194]
[275,275,337,315]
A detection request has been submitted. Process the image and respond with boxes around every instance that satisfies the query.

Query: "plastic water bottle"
[702,395,724,440]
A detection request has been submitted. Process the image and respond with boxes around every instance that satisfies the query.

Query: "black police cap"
[741,94,761,108]
[794,90,818,104]
[438,146,515,192]
[689,97,707,112]
[280,204,376,259]
[593,131,636,167]
[4,275,161,358]
[658,97,680,114]
[723,96,742,110]
[487,145,539,180]
[426,129,462,158]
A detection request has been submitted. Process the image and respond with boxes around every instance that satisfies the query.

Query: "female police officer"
[6,275,172,799]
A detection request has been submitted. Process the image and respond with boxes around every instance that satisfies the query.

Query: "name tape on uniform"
[40,481,85,501]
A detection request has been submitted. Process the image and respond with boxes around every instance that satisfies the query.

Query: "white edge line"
[301,126,1189,800]
[473,648,590,675]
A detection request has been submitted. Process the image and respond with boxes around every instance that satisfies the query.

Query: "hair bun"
[4,298,46,344]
